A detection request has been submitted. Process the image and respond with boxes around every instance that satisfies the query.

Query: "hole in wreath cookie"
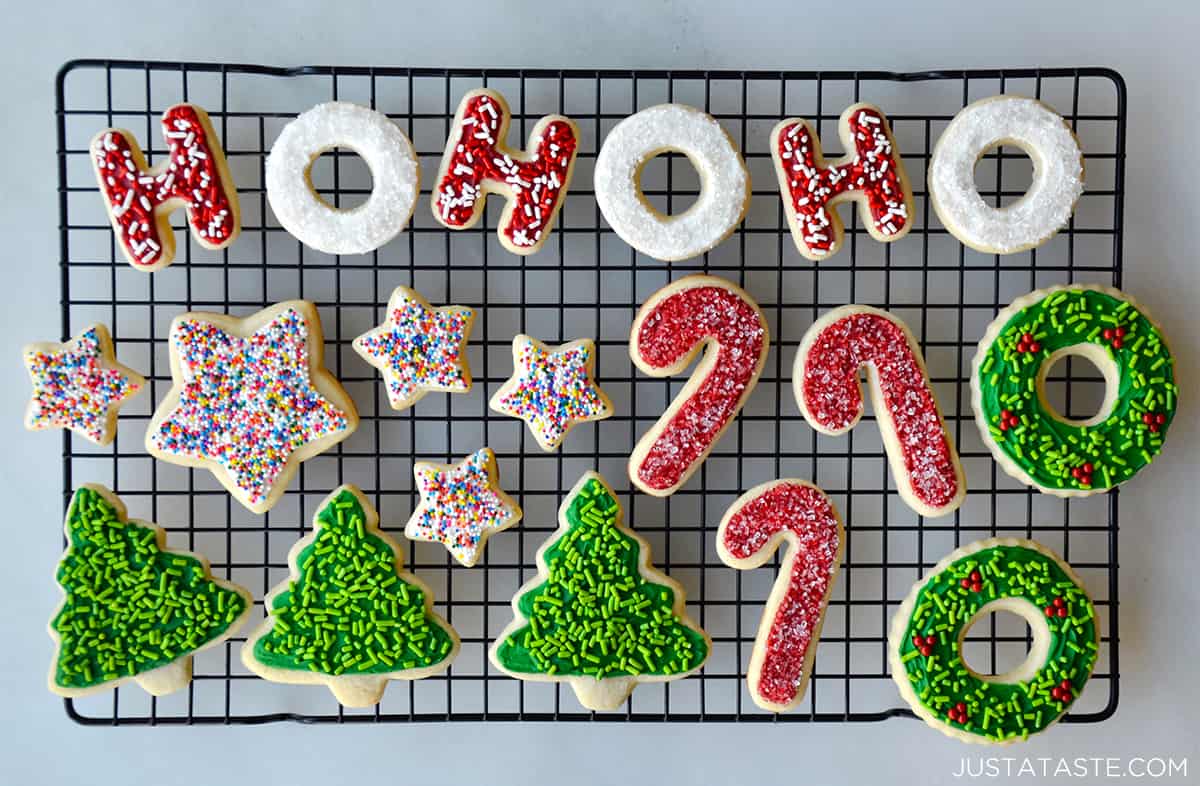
[308,147,374,211]
[958,599,1051,683]
[1037,345,1119,427]
[972,144,1035,208]
[636,151,701,217]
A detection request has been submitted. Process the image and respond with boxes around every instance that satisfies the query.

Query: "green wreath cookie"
[889,538,1098,744]
[972,284,1176,496]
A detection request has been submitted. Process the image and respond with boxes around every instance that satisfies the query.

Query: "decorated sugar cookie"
[91,104,240,271]
[770,103,913,260]
[146,301,359,514]
[793,305,965,517]
[929,96,1084,254]
[49,485,252,698]
[717,480,843,713]
[971,284,1175,496]
[241,485,458,707]
[889,538,1098,744]
[433,89,579,255]
[23,324,145,446]
[491,472,710,711]
[490,335,613,452]
[406,447,522,567]
[352,286,474,411]
[629,275,769,496]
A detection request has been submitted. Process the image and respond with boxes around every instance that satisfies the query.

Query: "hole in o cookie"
[308,147,374,211]
[1038,347,1118,427]
[638,151,701,217]
[958,601,1051,684]
[973,144,1035,208]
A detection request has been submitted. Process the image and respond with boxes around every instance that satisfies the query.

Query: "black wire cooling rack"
[55,61,1125,725]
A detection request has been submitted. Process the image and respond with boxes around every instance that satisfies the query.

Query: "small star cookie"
[352,286,474,411]
[23,324,145,446]
[406,448,522,567]
[490,335,613,451]
[146,300,359,514]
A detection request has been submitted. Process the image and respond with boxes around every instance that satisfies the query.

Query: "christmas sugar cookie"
[23,324,145,446]
[491,472,709,711]
[971,284,1176,497]
[717,480,843,713]
[352,286,475,411]
[91,103,240,271]
[406,447,522,567]
[241,485,459,707]
[629,275,769,496]
[50,485,252,697]
[490,335,613,452]
[889,538,1098,744]
[794,305,965,517]
[433,89,579,254]
[146,301,358,514]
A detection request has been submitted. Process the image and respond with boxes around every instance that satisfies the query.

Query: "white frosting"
[266,102,419,255]
[594,104,749,261]
[929,96,1084,254]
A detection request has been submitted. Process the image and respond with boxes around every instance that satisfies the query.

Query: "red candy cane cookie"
[794,306,965,517]
[433,89,579,255]
[770,104,912,261]
[629,276,769,497]
[91,104,240,272]
[717,480,843,713]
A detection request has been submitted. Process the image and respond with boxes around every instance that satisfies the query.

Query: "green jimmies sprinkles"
[973,285,1176,494]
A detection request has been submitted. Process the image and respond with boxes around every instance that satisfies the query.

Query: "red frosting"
[721,482,840,708]
[434,93,578,251]
[632,284,767,493]
[774,106,908,258]
[92,104,236,268]
[799,311,959,511]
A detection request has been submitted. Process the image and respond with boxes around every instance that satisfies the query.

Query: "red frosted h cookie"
[91,104,240,271]
[629,275,769,497]
[793,305,965,517]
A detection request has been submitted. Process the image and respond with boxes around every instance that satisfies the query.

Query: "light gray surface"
[1,1,1197,784]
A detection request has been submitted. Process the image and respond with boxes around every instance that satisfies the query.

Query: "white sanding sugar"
[929,96,1084,254]
[594,104,749,261]
[266,102,419,256]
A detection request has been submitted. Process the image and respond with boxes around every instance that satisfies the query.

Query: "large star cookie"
[24,324,145,446]
[146,301,359,514]
[352,286,474,411]
[490,335,613,451]
[406,447,522,567]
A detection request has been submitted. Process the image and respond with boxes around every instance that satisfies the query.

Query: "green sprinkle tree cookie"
[490,472,710,711]
[241,485,459,707]
[49,485,252,698]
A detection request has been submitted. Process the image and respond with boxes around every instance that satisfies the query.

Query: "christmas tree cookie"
[241,485,459,707]
[490,472,709,710]
[49,485,252,698]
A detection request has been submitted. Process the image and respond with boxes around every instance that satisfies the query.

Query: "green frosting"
[495,476,708,678]
[52,487,246,689]
[252,490,454,675]
[896,544,1098,742]
[977,287,1176,491]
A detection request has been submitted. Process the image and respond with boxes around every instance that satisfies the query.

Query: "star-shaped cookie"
[406,447,522,567]
[490,335,613,451]
[23,324,145,446]
[352,286,474,411]
[145,300,359,514]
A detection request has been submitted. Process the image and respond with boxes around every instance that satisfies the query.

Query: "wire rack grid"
[54,61,1125,725]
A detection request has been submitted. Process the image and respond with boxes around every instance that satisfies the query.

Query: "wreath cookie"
[889,538,1098,744]
[971,284,1176,496]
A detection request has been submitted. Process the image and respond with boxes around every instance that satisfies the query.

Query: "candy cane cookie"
[91,104,240,271]
[433,89,579,254]
[929,96,1084,254]
[889,538,1098,744]
[971,284,1176,497]
[793,305,965,517]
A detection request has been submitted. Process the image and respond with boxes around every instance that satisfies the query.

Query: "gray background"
[1,1,1197,784]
